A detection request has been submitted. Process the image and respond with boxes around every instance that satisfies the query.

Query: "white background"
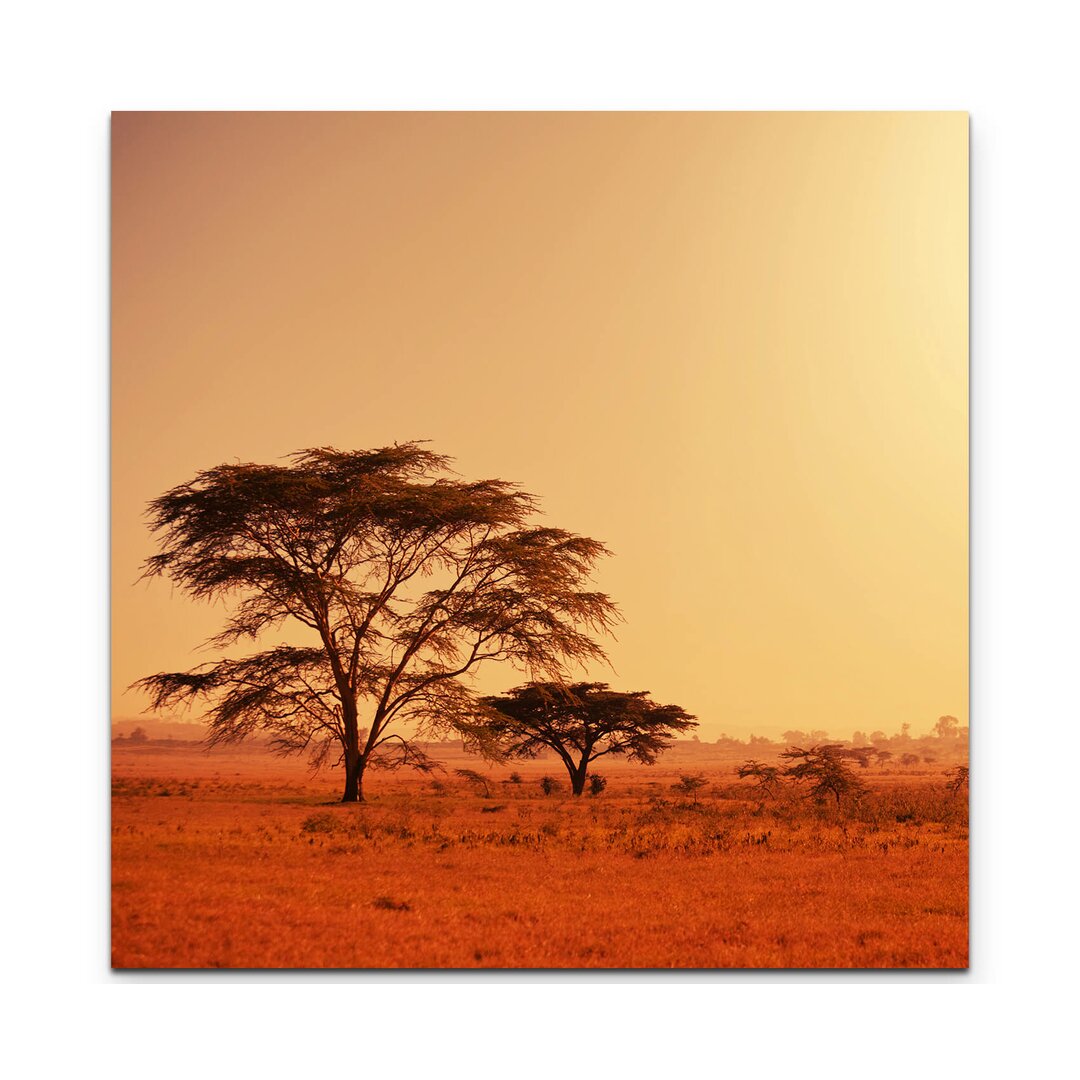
[2,1,1078,1075]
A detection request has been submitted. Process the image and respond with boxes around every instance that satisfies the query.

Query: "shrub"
[372,896,411,912]
[508,772,523,785]
[300,812,336,834]
[588,774,607,797]
[540,776,559,796]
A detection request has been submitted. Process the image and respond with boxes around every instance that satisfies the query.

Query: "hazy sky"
[112,112,967,739]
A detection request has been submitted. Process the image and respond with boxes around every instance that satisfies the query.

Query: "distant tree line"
[710,720,967,773]
[112,726,149,745]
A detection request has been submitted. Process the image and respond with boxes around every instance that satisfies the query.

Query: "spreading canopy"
[777,744,867,806]
[134,444,619,800]
[480,681,697,795]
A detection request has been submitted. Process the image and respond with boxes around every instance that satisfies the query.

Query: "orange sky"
[111,112,967,740]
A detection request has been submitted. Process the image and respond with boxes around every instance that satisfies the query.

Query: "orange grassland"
[111,742,968,970]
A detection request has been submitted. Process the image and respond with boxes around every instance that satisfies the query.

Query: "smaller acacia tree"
[480,682,697,796]
[454,768,491,797]
[780,744,866,807]
[839,746,876,770]
[737,760,784,800]
[671,774,708,804]
[947,764,969,796]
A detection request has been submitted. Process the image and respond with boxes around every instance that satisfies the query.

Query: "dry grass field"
[112,741,968,970]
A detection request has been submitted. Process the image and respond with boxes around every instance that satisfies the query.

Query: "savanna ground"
[112,741,968,969]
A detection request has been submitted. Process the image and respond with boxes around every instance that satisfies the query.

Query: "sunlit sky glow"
[112,112,967,739]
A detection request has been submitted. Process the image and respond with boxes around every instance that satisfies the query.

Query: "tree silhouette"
[737,760,784,799]
[134,445,618,801]
[671,774,708,804]
[480,682,696,796]
[454,768,491,797]
[934,715,960,738]
[947,764,969,795]
[839,746,876,770]
[780,744,866,806]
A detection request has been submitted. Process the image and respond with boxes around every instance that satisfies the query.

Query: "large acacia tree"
[134,445,618,801]
[479,682,697,795]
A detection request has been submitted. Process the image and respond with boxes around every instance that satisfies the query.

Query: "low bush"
[300,812,336,835]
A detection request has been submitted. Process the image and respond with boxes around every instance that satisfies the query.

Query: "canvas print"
[111,112,968,969]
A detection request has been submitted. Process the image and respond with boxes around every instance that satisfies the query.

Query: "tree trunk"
[342,749,364,802]
[570,763,588,797]
[341,698,364,803]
